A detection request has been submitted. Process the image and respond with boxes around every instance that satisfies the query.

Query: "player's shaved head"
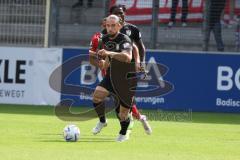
[106,14,122,37]
[106,15,120,24]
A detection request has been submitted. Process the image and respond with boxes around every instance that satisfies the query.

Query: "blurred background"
[0,0,239,52]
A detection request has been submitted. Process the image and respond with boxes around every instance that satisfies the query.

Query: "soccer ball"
[63,124,80,142]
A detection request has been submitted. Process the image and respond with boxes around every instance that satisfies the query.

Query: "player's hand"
[97,49,108,58]
[135,62,141,72]
[98,60,105,70]
[139,62,146,72]
[104,56,110,69]
[139,66,145,72]
[136,62,146,72]
[139,62,148,79]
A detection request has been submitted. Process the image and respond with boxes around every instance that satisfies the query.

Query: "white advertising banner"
[0,47,62,105]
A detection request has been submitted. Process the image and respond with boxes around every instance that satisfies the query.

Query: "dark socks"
[116,107,130,135]
[93,102,106,123]
[119,118,130,135]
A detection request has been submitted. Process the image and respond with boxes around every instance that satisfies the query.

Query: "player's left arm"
[109,39,133,63]
[98,36,133,63]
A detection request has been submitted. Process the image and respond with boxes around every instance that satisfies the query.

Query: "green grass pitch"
[0,104,240,160]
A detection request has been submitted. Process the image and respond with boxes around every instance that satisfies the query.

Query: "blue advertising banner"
[61,48,240,113]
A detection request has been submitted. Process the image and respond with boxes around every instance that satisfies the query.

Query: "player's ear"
[117,23,121,29]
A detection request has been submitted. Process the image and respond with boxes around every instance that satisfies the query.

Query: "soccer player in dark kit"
[90,18,152,138]
[108,4,152,134]
[91,14,135,142]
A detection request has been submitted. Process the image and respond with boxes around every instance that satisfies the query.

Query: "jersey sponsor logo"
[105,41,117,51]
[126,30,131,36]
[123,42,131,49]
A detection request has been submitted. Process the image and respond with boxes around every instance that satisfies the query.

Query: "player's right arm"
[89,50,99,67]
[98,45,133,63]
[133,43,140,71]
[89,50,109,70]
[131,25,146,68]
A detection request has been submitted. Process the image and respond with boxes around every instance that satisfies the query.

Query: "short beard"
[108,33,118,38]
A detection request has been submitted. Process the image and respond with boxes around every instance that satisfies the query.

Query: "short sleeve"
[120,35,132,51]
[131,25,142,42]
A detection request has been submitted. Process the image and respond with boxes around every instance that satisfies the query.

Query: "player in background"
[89,18,108,76]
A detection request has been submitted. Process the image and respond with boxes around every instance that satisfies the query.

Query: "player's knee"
[118,112,128,121]
[93,87,108,103]
[92,95,102,103]
[92,93,103,103]
[115,108,121,120]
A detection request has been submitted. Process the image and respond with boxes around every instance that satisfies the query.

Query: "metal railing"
[0,0,47,47]
[0,0,239,53]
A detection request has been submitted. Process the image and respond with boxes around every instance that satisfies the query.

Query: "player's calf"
[115,106,131,142]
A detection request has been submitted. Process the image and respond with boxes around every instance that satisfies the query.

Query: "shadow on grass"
[38,136,115,143]
[1,104,240,125]
[37,132,116,143]
[38,139,115,143]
